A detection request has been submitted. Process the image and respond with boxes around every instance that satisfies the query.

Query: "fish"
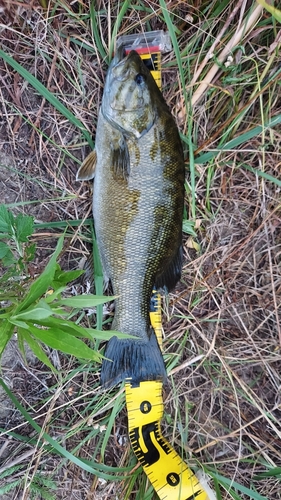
[77,46,185,387]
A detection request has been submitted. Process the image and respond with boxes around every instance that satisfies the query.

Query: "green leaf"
[37,316,132,341]
[86,329,134,340]
[12,300,53,321]
[0,319,14,355]
[36,316,96,340]
[0,205,14,234]
[18,329,57,372]
[58,295,114,308]
[25,242,36,262]
[195,113,281,164]
[14,213,34,242]
[51,266,84,288]
[182,220,197,237]
[208,469,268,500]
[44,287,66,303]
[0,465,23,480]
[0,241,10,258]
[1,249,16,266]
[0,478,23,495]
[9,318,29,329]
[16,236,64,313]
[28,324,102,361]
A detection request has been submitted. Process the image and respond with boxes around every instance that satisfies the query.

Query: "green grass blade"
[208,470,268,500]
[108,0,131,60]
[195,113,281,164]
[0,378,129,481]
[0,49,94,148]
[89,3,108,62]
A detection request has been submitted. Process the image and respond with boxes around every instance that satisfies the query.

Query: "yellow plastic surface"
[140,52,162,89]
[125,380,209,500]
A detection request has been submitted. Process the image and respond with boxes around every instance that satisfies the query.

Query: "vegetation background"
[0,0,280,499]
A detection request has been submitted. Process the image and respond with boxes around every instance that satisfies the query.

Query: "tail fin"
[100,329,166,387]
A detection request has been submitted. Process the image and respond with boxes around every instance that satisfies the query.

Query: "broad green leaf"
[14,213,34,243]
[2,249,16,266]
[12,300,53,321]
[0,241,10,259]
[86,329,134,340]
[0,205,14,234]
[36,316,97,340]
[9,318,29,329]
[18,328,57,372]
[36,316,132,341]
[182,220,197,237]
[58,295,114,308]
[28,324,102,361]
[51,266,84,288]
[15,236,64,313]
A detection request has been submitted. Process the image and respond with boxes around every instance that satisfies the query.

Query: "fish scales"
[77,49,185,387]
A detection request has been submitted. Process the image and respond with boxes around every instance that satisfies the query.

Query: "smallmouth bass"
[77,47,185,387]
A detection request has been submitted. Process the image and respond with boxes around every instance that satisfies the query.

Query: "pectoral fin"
[112,136,130,180]
[76,150,97,181]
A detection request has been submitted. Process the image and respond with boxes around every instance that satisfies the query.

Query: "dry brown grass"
[0,1,281,499]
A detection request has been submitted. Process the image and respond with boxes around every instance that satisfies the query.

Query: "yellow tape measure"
[125,380,208,500]
[141,52,162,89]
[124,291,211,500]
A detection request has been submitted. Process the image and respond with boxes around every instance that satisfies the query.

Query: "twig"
[0,448,36,475]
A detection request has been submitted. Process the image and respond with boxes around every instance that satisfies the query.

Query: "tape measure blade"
[126,381,212,500]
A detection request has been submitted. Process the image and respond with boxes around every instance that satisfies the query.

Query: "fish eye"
[135,73,146,85]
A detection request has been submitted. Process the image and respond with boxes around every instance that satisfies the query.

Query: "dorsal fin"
[76,150,97,181]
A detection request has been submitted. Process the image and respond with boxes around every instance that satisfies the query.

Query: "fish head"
[102,49,158,139]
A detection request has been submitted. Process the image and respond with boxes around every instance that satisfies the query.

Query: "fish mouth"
[111,57,131,82]
[114,43,126,64]
[111,48,140,81]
